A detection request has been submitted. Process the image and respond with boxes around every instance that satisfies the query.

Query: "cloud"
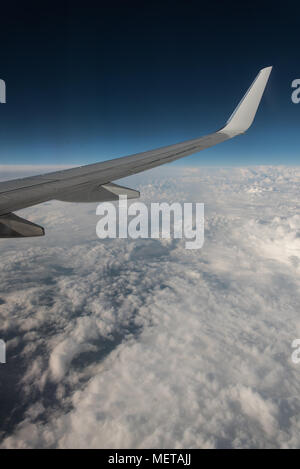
[0,165,300,448]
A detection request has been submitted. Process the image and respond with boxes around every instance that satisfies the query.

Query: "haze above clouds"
[0,165,300,448]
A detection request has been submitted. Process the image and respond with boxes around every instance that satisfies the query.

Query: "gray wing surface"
[0,66,272,237]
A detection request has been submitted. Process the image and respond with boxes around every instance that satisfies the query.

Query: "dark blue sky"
[0,1,299,166]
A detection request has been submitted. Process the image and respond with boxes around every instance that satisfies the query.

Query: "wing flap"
[56,182,140,203]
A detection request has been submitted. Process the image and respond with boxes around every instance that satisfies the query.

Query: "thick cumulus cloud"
[0,166,300,448]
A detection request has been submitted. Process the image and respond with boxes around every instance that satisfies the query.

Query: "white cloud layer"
[0,165,300,448]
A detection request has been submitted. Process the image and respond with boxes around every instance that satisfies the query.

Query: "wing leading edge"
[0,66,272,237]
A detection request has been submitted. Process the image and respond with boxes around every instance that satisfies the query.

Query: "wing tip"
[221,65,273,136]
[261,65,273,72]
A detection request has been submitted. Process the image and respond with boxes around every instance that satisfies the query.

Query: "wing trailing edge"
[56,182,140,203]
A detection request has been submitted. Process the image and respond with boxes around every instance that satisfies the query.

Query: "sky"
[0,0,299,167]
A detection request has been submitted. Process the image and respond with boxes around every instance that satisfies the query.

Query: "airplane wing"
[0,66,272,237]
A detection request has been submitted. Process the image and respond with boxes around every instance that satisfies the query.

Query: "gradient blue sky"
[0,1,299,166]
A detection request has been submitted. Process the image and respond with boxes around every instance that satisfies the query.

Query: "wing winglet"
[221,66,272,136]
